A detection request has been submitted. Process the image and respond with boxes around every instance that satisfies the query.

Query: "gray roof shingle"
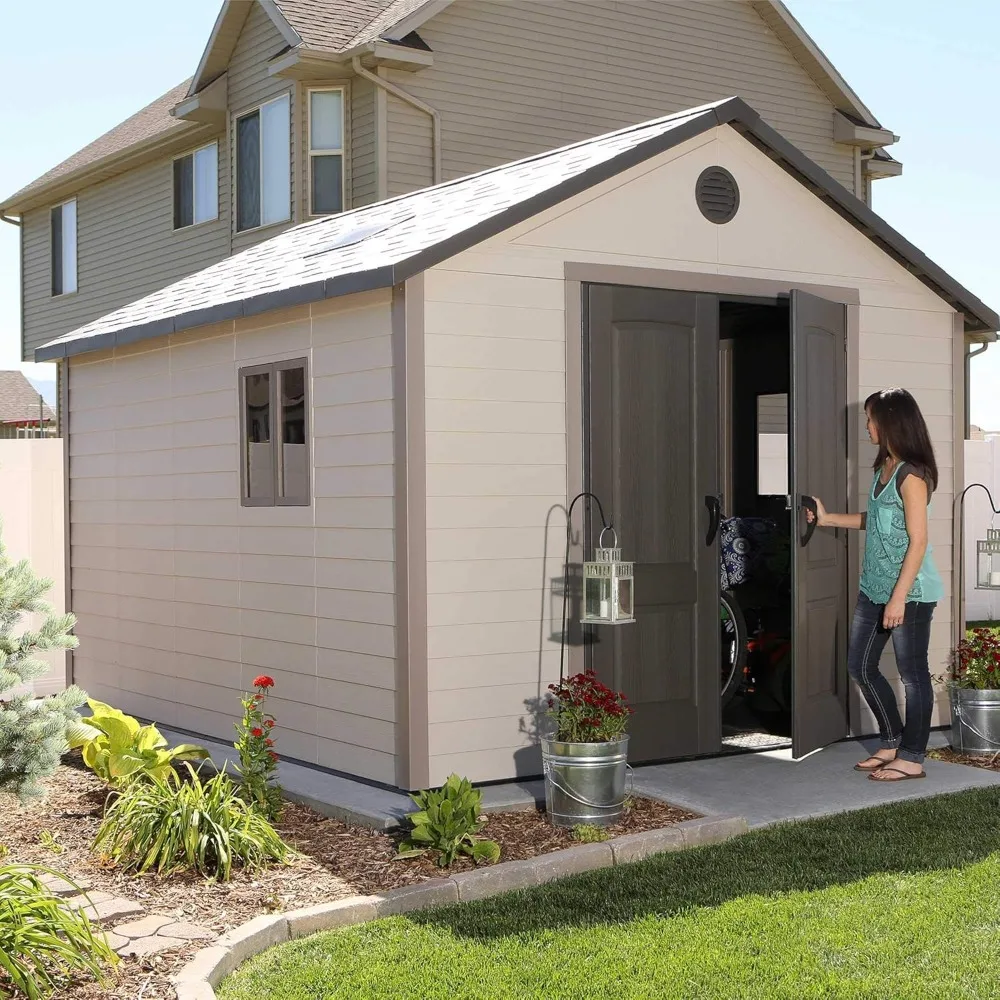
[275,0,429,51]
[36,98,999,361]
[0,372,55,424]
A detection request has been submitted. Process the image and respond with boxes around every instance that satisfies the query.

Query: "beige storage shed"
[41,99,998,791]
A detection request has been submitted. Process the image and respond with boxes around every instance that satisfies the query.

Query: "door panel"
[587,284,720,761]
[791,289,849,757]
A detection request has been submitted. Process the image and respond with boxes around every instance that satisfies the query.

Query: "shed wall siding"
[386,0,857,199]
[67,292,397,785]
[21,129,229,362]
[228,1,297,254]
[421,127,956,784]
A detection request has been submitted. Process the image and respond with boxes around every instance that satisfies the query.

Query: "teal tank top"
[860,465,943,605]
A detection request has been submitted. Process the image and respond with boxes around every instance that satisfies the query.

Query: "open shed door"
[790,290,849,757]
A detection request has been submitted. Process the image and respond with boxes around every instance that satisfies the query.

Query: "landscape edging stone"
[171,813,748,999]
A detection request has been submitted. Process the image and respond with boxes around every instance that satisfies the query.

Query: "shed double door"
[585,284,848,762]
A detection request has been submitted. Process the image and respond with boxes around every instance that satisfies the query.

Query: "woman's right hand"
[805,496,828,527]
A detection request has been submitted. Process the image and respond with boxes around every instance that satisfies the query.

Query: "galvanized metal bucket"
[949,684,1000,755]
[540,736,630,827]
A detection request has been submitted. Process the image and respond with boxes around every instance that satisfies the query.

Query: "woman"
[808,388,943,781]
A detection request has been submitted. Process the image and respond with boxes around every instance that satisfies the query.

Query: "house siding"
[67,291,398,785]
[351,77,379,207]
[420,126,956,785]
[228,0,297,254]
[385,0,857,199]
[21,128,229,362]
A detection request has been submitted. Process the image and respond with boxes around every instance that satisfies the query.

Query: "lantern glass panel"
[977,530,1000,590]
[585,574,613,621]
[617,576,633,619]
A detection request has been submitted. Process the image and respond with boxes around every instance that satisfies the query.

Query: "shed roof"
[0,372,56,424]
[37,97,998,362]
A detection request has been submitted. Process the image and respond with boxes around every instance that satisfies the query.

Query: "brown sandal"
[868,766,926,782]
[854,756,891,772]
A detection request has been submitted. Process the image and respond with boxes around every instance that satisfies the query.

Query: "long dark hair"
[864,388,938,493]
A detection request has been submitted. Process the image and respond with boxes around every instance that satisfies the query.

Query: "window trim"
[238,357,310,507]
[307,86,346,218]
[234,91,292,235]
[50,198,78,297]
[172,140,220,231]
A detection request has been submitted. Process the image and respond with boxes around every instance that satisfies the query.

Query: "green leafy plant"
[0,864,115,999]
[0,524,86,802]
[36,832,63,856]
[545,670,632,743]
[66,698,208,788]
[570,823,608,843]
[233,675,283,821]
[396,774,500,868]
[93,763,290,882]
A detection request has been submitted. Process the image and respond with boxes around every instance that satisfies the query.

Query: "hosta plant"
[396,774,500,868]
[66,699,208,788]
[93,763,290,882]
[0,864,115,999]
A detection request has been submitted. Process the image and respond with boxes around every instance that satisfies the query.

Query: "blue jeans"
[847,592,936,764]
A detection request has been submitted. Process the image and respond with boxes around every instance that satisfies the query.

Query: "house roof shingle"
[35,98,999,364]
[274,0,428,52]
[0,372,55,424]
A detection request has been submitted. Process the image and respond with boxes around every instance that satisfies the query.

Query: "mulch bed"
[927,746,1000,770]
[4,755,696,1000]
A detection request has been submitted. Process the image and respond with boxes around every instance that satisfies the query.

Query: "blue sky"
[1,1,997,425]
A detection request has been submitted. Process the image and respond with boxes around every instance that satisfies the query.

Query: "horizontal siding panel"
[426,463,566,498]
[425,368,565,403]
[430,650,561,691]
[425,399,566,434]
[424,334,565,372]
[423,301,564,340]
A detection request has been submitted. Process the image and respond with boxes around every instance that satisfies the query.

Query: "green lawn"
[220,788,1000,1000]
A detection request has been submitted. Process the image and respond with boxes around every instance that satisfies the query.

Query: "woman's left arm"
[884,475,929,628]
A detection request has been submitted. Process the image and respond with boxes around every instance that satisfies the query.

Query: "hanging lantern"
[581,527,635,626]
[977,529,1000,590]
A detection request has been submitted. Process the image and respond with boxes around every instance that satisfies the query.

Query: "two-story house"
[10,1,988,796]
[2,0,902,368]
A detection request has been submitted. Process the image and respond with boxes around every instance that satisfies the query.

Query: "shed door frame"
[564,263,864,743]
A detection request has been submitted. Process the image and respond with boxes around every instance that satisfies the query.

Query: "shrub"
[0,864,115,999]
[0,526,86,802]
[66,699,208,789]
[233,675,283,820]
[570,823,608,843]
[545,670,632,743]
[396,774,500,867]
[93,763,290,881]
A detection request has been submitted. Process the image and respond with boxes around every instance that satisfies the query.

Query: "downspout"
[967,340,989,438]
[351,55,442,186]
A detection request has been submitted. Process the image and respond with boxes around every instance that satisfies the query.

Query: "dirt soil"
[926,746,1000,770]
[3,756,696,1000]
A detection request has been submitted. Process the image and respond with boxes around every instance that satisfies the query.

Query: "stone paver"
[66,890,113,909]
[75,896,145,927]
[40,874,93,897]
[119,935,187,959]
[113,914,175,938]
[158,920,216,941]
[101,932,129,952]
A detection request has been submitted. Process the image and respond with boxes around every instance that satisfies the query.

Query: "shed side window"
[240,359,309,506]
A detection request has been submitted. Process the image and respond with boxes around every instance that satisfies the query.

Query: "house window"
[50,199,77,296]
[236,93,291,232]
[309,89,344,215]
[174,142,219,229]
[239,358,310,506]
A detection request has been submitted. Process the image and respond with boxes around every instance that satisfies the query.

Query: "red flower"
[266,738,274,747]
[268,751,279,761]
[252,727,264,738]
[253,675,275,689]
[265,719,275,729]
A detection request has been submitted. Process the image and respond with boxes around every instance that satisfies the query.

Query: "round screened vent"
[696,166,740,224]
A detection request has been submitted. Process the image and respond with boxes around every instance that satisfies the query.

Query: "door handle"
[705,495,721,546]
[799,495,818,548]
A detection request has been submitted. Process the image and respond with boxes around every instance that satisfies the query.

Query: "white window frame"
[234,92,292,234]
[307,86,346,217]
[50,198,77,297]
[172,141,219,230]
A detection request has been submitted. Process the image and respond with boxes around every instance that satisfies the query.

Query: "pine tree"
[0,527,85,802]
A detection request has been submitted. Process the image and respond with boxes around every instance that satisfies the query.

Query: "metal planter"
[949,684,1000,755]
[540,735,629,828]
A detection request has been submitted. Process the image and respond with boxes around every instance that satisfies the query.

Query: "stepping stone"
[102,932,129,952]
[74,896,145,927]
[118,935,186,959]
[157,920,215,941]
[40,874,93,897]
[114,914,174,938]
[66,890,113,909]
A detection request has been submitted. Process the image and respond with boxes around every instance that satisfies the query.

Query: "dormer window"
[235,93,291,232]
[308,88,345,215]
[173,142,219,229]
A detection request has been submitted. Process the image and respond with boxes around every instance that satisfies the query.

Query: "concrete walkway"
[160,725,1000,831]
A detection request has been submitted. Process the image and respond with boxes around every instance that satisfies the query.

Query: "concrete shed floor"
[158,726,1000,832]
